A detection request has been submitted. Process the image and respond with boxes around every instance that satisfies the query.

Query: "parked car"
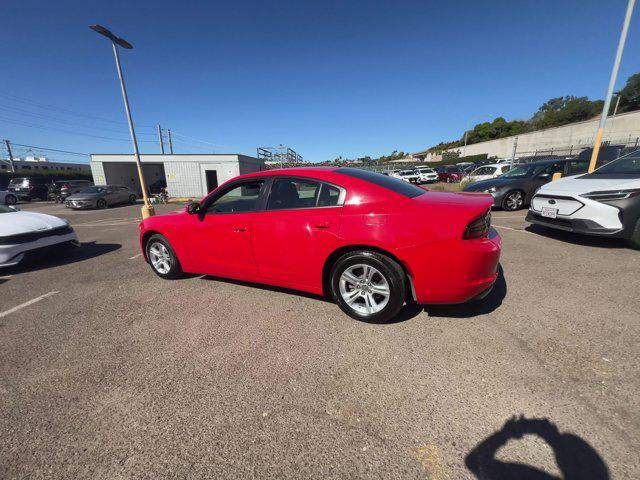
[0,204,79,267]
[526,149,640,249]
[463,158,590,211]
[139,167,501,323]
[149,179,167,195]
[7,176,50,201]
[437,166,465,183]
[50,180,93,203]
[396,169,421,184]
[0,189,18,206]
[415,167,439,184]
[465,164,512,184]
[65,185,138,209]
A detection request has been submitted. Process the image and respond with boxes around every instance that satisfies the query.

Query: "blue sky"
[1,0,639,162]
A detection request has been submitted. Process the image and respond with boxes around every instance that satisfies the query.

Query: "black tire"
[145,234,184,279]
[129,194,137,204]
[330,250,406,323]
[628,219,640,250]
[96,198,107,209]
[502,190,525,211]
[5,194,17,206]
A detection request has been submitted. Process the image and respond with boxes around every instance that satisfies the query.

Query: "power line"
[0,91,156,129]
[0,104,156,136]
[8,142,90,156]
[0,115,158,143]
[170,130,218,147]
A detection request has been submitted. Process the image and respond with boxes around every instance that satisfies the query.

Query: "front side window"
[207,180,265,214]
[567,161,589,175]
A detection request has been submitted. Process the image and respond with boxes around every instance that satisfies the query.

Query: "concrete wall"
[417,110,640,160]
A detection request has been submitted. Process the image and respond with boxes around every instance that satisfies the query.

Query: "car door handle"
[314,223,331,229]
[233,227,248,233]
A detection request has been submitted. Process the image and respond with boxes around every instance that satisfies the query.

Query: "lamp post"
[89,24,155,218]
[587,0,635,173]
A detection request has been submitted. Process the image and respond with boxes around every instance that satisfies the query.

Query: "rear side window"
[336,168,425,198]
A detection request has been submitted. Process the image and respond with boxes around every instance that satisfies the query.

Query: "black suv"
[7,176,50,201]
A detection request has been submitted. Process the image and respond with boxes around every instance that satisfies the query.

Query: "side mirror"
[187,202,201,214]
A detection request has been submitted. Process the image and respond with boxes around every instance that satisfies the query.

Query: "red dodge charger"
[139,167,501,323]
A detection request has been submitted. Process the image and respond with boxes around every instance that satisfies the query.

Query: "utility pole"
[167,129,174,154]
[4,139,15,173]
[157,124,165,154]
[613,93,622,117]
[510,136,518,169]
[462,131,468,157]
[588,0,635,173]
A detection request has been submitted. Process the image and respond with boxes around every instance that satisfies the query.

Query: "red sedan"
[139,168,501,323]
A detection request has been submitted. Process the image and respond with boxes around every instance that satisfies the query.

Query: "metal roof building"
[90,153,265,198]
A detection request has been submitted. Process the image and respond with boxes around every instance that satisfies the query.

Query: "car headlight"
[485,187,497,193]
[581,189,640,201]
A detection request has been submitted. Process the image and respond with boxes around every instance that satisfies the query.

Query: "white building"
[89,153,265,198]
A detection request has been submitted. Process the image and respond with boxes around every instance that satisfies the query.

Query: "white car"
[395,169,420,184]
[415,167,439,184]
[0,189,18,206]
[0,205,79,267]
[526,150,640,249]
[466,164,512,184]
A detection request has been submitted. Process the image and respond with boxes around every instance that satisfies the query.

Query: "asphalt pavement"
[1,200,638,479]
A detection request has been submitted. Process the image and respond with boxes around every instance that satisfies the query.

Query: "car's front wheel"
[4,194,17,206]
[330,251,406,323]
[502,190,525,211]
[96,198,107,209]
[146,234,183,279]
[129,194,137,204]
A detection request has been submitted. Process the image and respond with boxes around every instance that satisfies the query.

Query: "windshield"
[592,150,640,175]
[80,186,107,194]
[502,164,545,178]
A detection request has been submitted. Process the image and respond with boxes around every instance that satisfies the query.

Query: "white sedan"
[465,163,512,184]
[0,205,79,267]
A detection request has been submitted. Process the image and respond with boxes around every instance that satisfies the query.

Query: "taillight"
[463,210,491,239]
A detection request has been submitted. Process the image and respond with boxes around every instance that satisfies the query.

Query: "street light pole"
[90,24,155,218]
[588,0,635,173]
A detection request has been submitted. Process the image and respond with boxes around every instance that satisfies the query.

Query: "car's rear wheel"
[5,194,17,206]
[502,190,524,211]
[97,198,107,209]
[129,194,137,204]
[330,251,406,323]
[628,219,640,250]
[146,234,183,279]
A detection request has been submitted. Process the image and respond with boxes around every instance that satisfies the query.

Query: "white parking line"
[0,275,12,280]
[129,253,143,260]
[0,291,59,319]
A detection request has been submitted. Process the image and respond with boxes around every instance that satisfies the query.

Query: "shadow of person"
[465,416,609,480]
[5,241,121,274]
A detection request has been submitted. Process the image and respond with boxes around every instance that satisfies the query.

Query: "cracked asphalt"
[0,201,638,479]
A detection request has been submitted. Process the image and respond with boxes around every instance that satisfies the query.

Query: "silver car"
[65,185,138,209]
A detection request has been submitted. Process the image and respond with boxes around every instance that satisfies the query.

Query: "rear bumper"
[403,231,502,304]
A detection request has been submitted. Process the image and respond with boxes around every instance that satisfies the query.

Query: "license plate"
[541,206,558,219]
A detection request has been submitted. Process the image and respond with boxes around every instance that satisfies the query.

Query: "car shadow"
[4,241,121,273]
[465,416,609,480]
[525,225,628,249]
[199,275,332,303]
[422,264,506,318]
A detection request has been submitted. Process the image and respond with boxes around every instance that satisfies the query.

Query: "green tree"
[616,73,640,113]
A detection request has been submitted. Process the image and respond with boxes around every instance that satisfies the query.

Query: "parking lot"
[1,200,638,479]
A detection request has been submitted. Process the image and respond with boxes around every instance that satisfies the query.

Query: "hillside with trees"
[424,71,640,154]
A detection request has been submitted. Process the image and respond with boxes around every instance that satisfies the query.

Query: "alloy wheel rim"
[339,264,390,316]
[507,192,523,210]
[149,242,172,274]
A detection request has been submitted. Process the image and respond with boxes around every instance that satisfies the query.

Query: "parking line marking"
[129,253,143,260]
[0,275,12,280]
[0,291,59,319]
